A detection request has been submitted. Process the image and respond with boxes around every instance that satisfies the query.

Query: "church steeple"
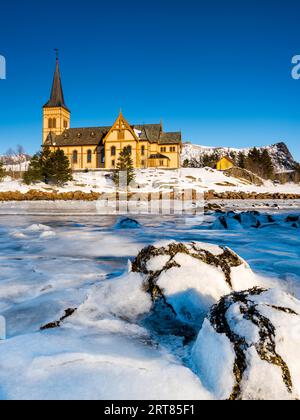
[44,50,69,112]
[42,51,71,144]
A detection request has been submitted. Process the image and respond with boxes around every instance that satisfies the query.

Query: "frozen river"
[0,210,299,399]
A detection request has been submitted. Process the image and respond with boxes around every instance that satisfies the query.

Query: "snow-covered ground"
[0,168,300,195]
[0,211,299,400]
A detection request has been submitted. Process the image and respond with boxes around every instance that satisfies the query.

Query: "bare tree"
[16,144,26,172]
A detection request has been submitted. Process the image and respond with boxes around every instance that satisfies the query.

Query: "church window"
[160,147,166,153]
[87,150,92,163]
[64,120,68,129]
[170,146,176,152]
[112,160,115,167]
[111,146,116,156]
[48,118,53,129]
[72,150,78,164]
[141,146,145,156]
[52,118,57,129]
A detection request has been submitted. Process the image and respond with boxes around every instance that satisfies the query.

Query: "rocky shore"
[0,189,300,202]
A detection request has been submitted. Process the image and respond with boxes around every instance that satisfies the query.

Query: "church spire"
[44,50,70,112]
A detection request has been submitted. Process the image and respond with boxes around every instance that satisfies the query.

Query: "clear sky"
[0,0,300,159]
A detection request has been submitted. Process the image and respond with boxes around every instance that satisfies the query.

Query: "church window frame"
[87,149,92,164]
[72,150,78,164]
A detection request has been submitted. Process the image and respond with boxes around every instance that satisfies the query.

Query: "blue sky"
[0,0,300,159]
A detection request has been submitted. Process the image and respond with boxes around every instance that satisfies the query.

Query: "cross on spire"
[54,48,59,63]
[43,50,70,112]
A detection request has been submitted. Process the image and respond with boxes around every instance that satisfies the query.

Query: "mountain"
[181,142,298,173]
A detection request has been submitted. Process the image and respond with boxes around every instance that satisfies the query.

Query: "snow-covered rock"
[131,241,260,326]
[211,211,300,230]
[114,217,141,229]
[192,287,300,400]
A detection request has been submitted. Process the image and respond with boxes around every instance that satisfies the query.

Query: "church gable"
[104,112,139,143]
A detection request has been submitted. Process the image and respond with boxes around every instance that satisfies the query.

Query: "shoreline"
[0,190,300,202]
[0,199,299,216]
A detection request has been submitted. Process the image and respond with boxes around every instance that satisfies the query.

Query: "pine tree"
[229,151,237,164]
[261,149,274,180]
[23,152,43,185]
[0,160,6,182]
[237,151,246,169]
[246,147,262,176]
[113,147,135,187]
[50,149,73,186]
[24,147,72,186]
[183,159,190,168]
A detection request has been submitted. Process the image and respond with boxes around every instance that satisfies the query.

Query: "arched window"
[141,145,145,156]
[48,118,53,129]
[87,149,92,163]
[111,146,116,156]
[72,150,78,164]
[52,118,56,129]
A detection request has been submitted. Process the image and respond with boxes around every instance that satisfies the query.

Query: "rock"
[223,167,265,186]
[132,242,259,327]
[115,218,141,229]
[192,288,300,400]
[211,211,279,230]
[286,215,299,223]
[40,308,77,330]
[204,203,223,212]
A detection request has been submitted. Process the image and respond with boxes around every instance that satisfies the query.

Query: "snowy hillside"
[182,142,298,173]
[0,154,31,172]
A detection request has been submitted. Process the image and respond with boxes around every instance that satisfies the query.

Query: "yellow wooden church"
[43,56,182,170]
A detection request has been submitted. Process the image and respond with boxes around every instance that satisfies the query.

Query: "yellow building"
[216,156,235,171]
[43,56,182,170]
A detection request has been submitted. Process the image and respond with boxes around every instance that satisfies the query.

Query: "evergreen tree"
[246,147,262,176]
[23,152,43,185]
[113,147,135,187]
[0,160,6,182]
[49,149,73,186]
[261,149,275,180]
[183,159,190,168]
[229,151,237,164]
[24,147,72,186]
[237,151,246,169]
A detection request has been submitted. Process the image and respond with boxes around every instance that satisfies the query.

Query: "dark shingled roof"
[159,132,182,145]
[133,124,162,142]
[44,60,70,112]
[149,153,170,160]
[45,124,182,147]
[45,127,110,147]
